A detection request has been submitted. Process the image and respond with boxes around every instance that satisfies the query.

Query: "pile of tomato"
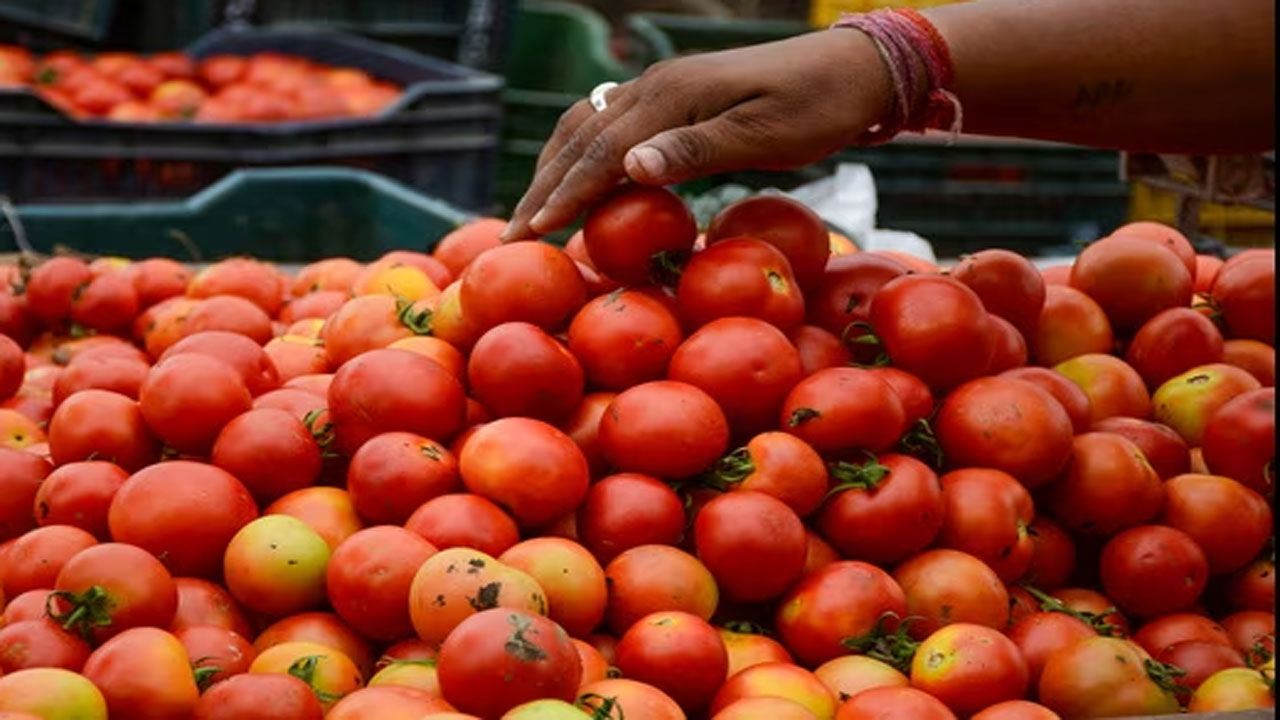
[0,45,402,123]
[0,184,1274,720]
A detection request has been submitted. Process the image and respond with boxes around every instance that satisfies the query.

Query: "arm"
[502,0,1275,241]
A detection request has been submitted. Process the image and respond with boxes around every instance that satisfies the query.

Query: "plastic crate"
[625,12,810,65]
[497,0,635,214]
[6,166,473,261]
[0,26,503,211]
[0,0,218,51]
[223,0,516,73]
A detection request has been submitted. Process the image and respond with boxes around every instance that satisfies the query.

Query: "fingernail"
[626,146,667,180]
[529,208,551,233]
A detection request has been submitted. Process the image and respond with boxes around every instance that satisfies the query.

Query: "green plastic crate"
[6,166,473,262]
[497,0,636,214]
[624,12,810,64]
[0,0,217,51]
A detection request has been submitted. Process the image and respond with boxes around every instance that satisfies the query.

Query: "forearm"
[924,0,1275,153]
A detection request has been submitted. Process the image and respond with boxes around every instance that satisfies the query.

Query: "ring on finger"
[589,81,619,112]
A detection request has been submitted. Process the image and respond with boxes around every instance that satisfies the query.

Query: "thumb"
[623,107,770,186]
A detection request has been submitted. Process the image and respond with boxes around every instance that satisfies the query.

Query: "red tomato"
[1100,525,1209,619]
[404,493,519,557]
[193,674,324,720]
[1133,613,1232,658]
[51,542,177,643]
[711,431,827,517]
[1071,234,1193,333]
[459,417,589,529]
[138,353,252,455]
[178,625,255,688]
[128,257,192,308]
[0,292,34,348]
[171,577,252,638]
[50,354,148,406]
[0,589,50,626]
[604,545,718,635]
[47,389,159,472]
[780,367,905,456]
[936,376,1074,489]
[500,538,607,639]
[279,290,346,324]
[1221,338,1274,387]
[1158,639,1247,694]
[320,295,424,368]
[324,687,451,719]
[676,237,805,332]
[460,241,585,333]
[805,253,907,355]
[1047,431,1163,537]
[1021,515,1076,591]
[560,391,615,479]
[209,405,325,503]
[789,324,853,375]
[0,619,91,674]
[328,348,466,457]
[1125,307,1225,389]
[576,473,685,564]
[325,526,437,643]
[893,549,1009,639]
[1007,611,1098,687]
[345,431,459,525]
[910,623,1029,716]
[82,627,199,719]
[468,322,583,423]
[1158,473,1271,574]
[66,272,137,335]
[985,314,1029,373]
[615,611,728,712]
[568,290,683,391]
[1223,558,1276,613]
[709,662,836,719]
[668,317,804,437]
[1090,416,1190,480]
[951,248,1046,335]
[721,628,795,679]
[138,297,197,360]
[1193,253,1225,293]
[775,560,908,667]
[705,195,830,291]
[163,331,279,397]
[1201,387,1274,497]
[935,468,1034,582]
[694,491,806,602]
[579,678,685,720]
[1030,284,1114,367]
[1220,610,1275,667]
[432,218,506,278]
[32,461,127,539]
[867,367,934,427]
[599,380,729,479]
[108,460,258,578]
[1038,637,1180,718]
[2,525,96,598]
[997,367,1090,434]
[817,454,943,566]
[834,686,955,720]
[437,608,580,717]
[184,295,274,345]
[714,696,821,719]
[1211,252,1275,344]
[869,274,995,391]
[187,258,284,317]
[1054,353,1152,423]
[969,700,1060,720]
[25,257,93,327]
[583,185,697,286]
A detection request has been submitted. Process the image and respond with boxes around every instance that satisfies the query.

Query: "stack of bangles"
[832,8,964,145]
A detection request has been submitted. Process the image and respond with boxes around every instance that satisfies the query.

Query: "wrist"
[824,26,897,145]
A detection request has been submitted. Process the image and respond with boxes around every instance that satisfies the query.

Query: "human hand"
[501,29,894,241]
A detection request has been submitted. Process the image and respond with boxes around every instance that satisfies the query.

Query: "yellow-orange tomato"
[249,641,363,712]
[407,548,547,647]
[499,538,607,639]
[265,487,365,551]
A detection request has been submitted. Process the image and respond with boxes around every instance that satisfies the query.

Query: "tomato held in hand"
[869,274,995,391]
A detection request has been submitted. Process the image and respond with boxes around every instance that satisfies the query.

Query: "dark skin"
[502,0,1274,242]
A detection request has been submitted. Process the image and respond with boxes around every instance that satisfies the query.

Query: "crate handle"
[0,196,36,258]
[224,0,257,26]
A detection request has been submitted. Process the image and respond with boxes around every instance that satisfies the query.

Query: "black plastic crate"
[0,26,503,211]
[223,0,515,73]
[0,0,218,51]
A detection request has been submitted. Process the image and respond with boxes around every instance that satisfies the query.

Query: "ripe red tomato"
[789,324,854,375]
[51,542,178,643]
[893,549,1009,639]
[279,290,345,324]
[1007,611,1098,686]
[1158,640,1247,694]
[25,256,93,327]
[2,525,96,598]
[1071,234,1193,333]
[583,185,697,286]
[936,376,1074,489]
[780,367,905,456]
[834,686,955,720]
[604,544,718,635]
[677,237,806,331]
[1132,612,1233,657]
[1090,416,1190,480]
[817,453,943,566]
[694,491,806,602]
[985,314,1029,373]
[328,348,466,456]
[1030,284,1115,367]
[82,627,200,719]
[561,391,617,479]
[935,468,1034,582]
[210,408,321,505]
[193,673,324,720]
[431,218,505,278]
[866,367,934,427]
[951,248,1046,335]
[47,389,159,472]
[460,241,586,332]
[0,293,34,349]
[1212,252,1275,344]
[345,431,459,525]
[177,625,256,688]
[869,274,995,391]
[128,257,192,308]
[184,295,274,345]
[171,577,252,638]
[576,473,684,564]
[404,492,519,557]
[711,431,827,517]
[68,272,138,335]
[1158,473,1272,574]
[1021,515,1076,591]
[579,678,686,720]
[1038,637,1180,718]
[468,322,584,423]
[1100,525,1209,619]
[499,538,606,639]
[0,619,92,674]
[50,354,148,406]
[599,380,729,479]
[1046,431,1163,537]
[910,623,1029,716]
[162,330,279,397]
[253,612,376,681]
[1054,353,1152,423]
[705,195,830,291]
[568,290,683,391]
[996,367,1089,434]
[721,628,795,679]
[1201,387,1274,497]
[187,257,283,316]
[326,526,437,643]
[108,460,258,578]
[460,417,589,529]
[1220,610,1275,666]
[138,353,252,455]
[716,696,823,719]
[775,560,908,667]
[1125,307,1225,389]
[668,317,804,437]
[805,253,907,355]
[1221,338,1275,386]
[1110,221,1197,278]
[31,461,127,540]
[320,295,423,368]
[437,608,580,717]
[616,611,728,712]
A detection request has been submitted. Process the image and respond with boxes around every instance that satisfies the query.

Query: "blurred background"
[0,0,1273,262]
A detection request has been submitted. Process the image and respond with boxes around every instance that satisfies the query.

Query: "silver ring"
[589,81,619,112]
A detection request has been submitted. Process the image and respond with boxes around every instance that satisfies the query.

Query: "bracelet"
[832,8,963,145]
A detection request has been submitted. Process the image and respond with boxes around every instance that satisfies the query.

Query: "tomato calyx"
[1143,658,1191,700]
[303,408,338,458]
[1245,635,1276,668]
[1020,584,1123,637]
[287,654,342,704]
[841,321,890,367]
[394,295,433,336]
[700,447,756,491]
[46,585,115,641]
[897,417,943,468]
[578,692,627,720]
[840,611,921,673]
[191,661,222,692]
[648,249,688,287]
[722,619,773,636]
[826,453,892,498]
[788,407,821,427]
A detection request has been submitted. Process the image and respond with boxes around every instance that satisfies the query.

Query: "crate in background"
[7,166,472,262]
[0,27,503,211]
[0,0,218,52]
[625,11,809,65]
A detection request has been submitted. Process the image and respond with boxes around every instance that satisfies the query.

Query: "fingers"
[625,100,780,186]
